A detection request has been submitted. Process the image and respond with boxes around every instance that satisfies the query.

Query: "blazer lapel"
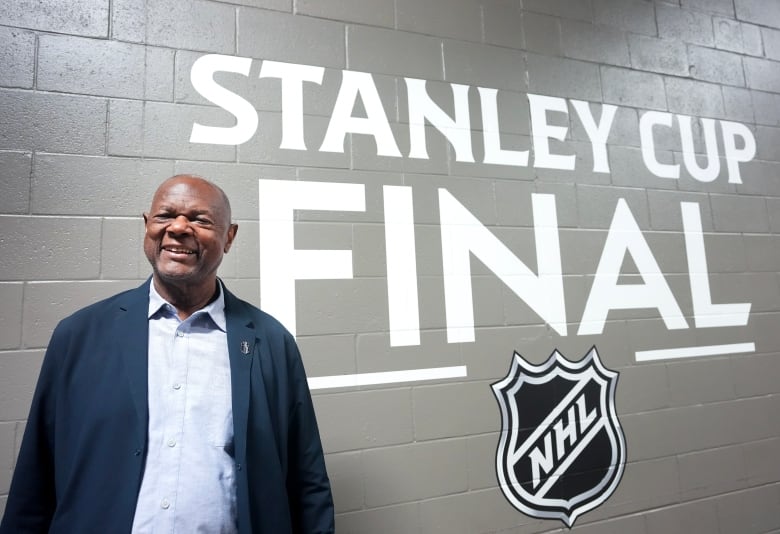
[113,280,152,449]
[223,287,256,465]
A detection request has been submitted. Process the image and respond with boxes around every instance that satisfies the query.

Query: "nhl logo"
[491,347,626,527]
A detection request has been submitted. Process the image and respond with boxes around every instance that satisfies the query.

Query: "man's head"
[143,175,238,298]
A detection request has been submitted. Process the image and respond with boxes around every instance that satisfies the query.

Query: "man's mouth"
[162,246,197,256]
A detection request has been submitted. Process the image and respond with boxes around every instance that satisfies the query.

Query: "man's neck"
[152,277,220,320]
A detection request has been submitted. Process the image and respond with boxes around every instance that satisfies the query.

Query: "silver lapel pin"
[240,341,250,355]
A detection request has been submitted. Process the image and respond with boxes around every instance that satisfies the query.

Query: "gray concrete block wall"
[2,0,780,531]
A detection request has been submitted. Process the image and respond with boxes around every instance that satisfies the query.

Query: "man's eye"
[194,218,213,225]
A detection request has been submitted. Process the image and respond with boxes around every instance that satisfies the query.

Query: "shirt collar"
[148,280,227,332]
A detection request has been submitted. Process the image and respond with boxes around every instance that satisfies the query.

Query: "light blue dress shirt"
[131,283,237,534]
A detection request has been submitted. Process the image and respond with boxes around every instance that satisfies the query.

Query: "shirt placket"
[159,317,190,532]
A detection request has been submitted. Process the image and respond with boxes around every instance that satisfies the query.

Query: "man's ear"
[224,223,238,253]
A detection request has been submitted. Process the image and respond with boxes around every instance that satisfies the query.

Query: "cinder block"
[716,484,780,533]
[524,0,592,22]
[762,27,780,61]
[417,488,535,533]
[710,193,769,233]
[351,123,449,175]
[601,67,667,111]
[742,437,780,485]
[112,0,145,42]
[575,184,650,229]
[297,0,392,27]
[615,363,670,414]
[0,217,101,282]
[142,102,237,161]
[296,333,356,379]
[722,86,754,123]
[644,500,721,534]
[658,5,715,46]
[740,22,764,56]
[351,223,388,278]
[620,411,680,462]
[323,451,363,513]
[0,422,14,493]
[412,381,499,440]
[443,41,526,91]
[527,54,601,101]
[355,330,462,374]
[744,57,780,93]
[0,0,108,37]
[744,235,780,272]
[683,0,734,16]
[755,126,780,161]
[665,78,725,118]
[769,198,780,232]
[295,278,388,336]
[22,281,142,348]
[608,146,677,191]
[32,154,173,216]
[591,457,679,520]
[0,350,44,421]
[465,432,499,490]
[647,189,714,231]
[0,284,23,350]
[593,0,656,36]
[313,388,414,452]
[348,26,442,80]
[731,350,780,400]
[693,233,749,273]
[481,0,523,49]
[561,20,630,67]
[107,99,144,157]
[667,357,735,407]
[0,27,34,89]
[748,91,780,127]
[735,0,780,28]
[404,172,495,226]
[706,272,780,316]
[0,90,106,155]
[395,0,481,42]
[628,35,688,76]
[336,502,421,534]
[100,218,147,279]
[522,13,561,55]
[239,9,344,69]
[237,111,349,168]
[38,36,173,100]
[362,439,468,506]
[143,0,235,53]
[0,151,31,214]
[688,45,744,86]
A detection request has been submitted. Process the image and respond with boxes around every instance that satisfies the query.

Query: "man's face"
[143,177,237,289]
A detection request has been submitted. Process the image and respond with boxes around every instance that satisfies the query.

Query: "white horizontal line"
[308,365,468,390]
[635,342,756,362]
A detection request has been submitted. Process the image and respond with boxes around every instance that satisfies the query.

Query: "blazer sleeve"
[283,335,335,534]
[0,323,66,533]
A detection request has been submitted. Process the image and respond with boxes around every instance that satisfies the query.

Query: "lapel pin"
[240,341,250,355]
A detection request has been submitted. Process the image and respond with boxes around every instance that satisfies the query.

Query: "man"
[1,175,334,533]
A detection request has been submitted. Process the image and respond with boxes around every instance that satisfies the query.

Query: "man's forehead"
[151,179,224,209]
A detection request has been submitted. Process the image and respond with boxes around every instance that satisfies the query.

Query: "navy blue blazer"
[0,280,334,534]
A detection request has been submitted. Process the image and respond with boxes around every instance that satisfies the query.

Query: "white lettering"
[189,54,257,145]
[528,94,575,170]
[440,191,566,343]
[258,179,366,335]
[259,60,324,150]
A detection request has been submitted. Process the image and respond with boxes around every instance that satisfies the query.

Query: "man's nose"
[167,215,192,234]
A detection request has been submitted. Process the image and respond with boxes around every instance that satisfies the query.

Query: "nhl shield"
[491,347,626,527]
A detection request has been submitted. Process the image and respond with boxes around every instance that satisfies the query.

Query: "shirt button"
[172,383,182,390]
[161,498,170,509]
[167,439,176,447]
[176,331,184,337]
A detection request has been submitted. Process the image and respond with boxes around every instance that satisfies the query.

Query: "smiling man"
[0,175,335,534]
